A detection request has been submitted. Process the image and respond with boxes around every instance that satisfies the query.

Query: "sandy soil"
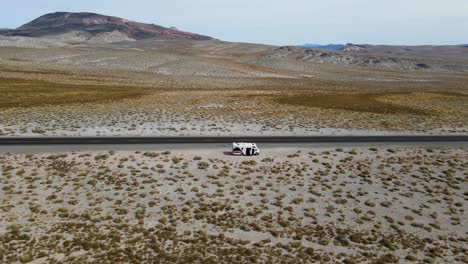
[0,39,467,136]
[0,146,466,263]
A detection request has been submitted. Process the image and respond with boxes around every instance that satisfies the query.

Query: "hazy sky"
[1,0,467,45]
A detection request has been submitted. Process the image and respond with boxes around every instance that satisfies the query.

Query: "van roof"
[233,142,257,147]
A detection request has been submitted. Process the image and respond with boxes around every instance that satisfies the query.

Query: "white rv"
[232,142,260,156]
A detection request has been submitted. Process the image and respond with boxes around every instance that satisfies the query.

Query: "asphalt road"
[0,136,467,145]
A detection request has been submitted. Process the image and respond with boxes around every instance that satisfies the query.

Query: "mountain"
[303,44,345,51]
[0,12,213,42]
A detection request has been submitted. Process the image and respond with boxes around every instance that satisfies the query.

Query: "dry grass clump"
[0,77,149,109]
[276,92,430,115]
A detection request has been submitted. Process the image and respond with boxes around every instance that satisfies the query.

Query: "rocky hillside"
[268,45,468,72]
[0,12,213,42]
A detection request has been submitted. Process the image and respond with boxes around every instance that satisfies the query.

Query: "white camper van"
[232,142,260,156]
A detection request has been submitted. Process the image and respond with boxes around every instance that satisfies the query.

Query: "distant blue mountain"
[303,44,345,51]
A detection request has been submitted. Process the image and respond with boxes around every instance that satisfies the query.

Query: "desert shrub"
[143,152,159,157]
[242,160,257,166]
[380,201,392,207]
[95,154,108,160]
[32,128,46,134]
[197,162,209,170]
[416,63,430,69]
[405,255,418,261]
[19,251,33,263]
[374,253,399,263]
[135,208,146,219]
[291,197,304,204]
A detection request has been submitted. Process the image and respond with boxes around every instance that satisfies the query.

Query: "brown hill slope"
[0,12,213,41]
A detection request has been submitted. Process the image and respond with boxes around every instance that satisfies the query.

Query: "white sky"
[1,0,467,45]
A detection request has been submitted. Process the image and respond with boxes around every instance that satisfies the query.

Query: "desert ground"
[1,11,467,264]
[0,38,467,136]
[0,144,466,263]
